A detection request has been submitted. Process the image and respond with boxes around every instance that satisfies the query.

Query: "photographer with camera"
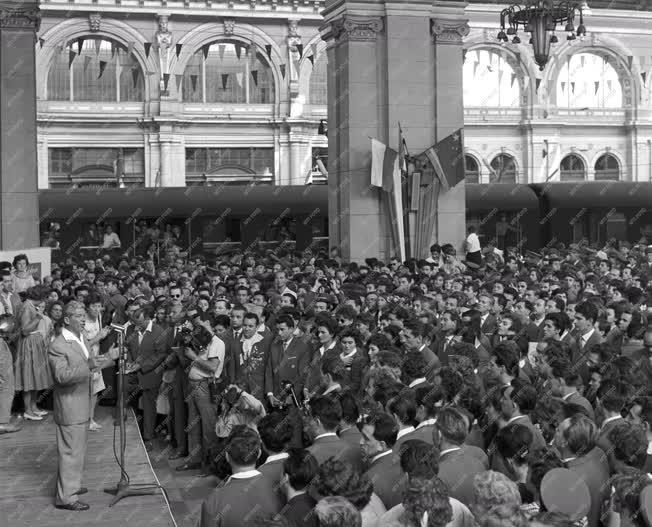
[175,321,225,475]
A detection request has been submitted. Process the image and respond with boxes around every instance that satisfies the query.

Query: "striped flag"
[422,128,464,192]
[371,138,406,261]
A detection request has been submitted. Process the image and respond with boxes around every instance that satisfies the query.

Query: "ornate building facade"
[36,0,652,190]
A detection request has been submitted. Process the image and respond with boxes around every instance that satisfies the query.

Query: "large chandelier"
[497,0,586,71]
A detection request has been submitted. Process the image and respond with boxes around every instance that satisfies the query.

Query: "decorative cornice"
[430,18,469,45]
[224,18,235,35]
[88,12,101,32]
[330,16,383,43]
[0,1,40,31]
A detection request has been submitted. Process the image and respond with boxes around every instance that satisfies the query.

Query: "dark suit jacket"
[596,416,626,471]
[305,344,342,396]
[128,322,168,390]
[237,334,272,401]
[258,455,287,497]
[265,337,311,397]
[480,313,497,337]
[364,451,406,510]
[439,447,487,507]
[338,425,364,471]
[307,434,359,467]
[198,473,282,527]
[563,391,595,421]
[403,423,435,445]
[525,320,545,342]
[566,447,610,527]
[280,493,318,527]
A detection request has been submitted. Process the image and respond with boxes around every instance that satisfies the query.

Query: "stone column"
[430,16,469,252]
[0,1,40,249]
[321,0,469,261]
[321,14,386,262]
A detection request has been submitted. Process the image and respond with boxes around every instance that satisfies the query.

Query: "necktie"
[283,340,289,351]
[0,295,9,315]
[138,331,144,345]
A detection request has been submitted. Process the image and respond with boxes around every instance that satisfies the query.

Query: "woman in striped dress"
[14,287,53,420]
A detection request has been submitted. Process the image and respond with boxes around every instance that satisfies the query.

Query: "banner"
[0,248,51,281]
[307,55,314,66]
[280,64,286,78]
[98,60,107,79]
[235,43,242,59]
[77,38,85,55]
[221,73,229,90]
[251,70,258,86]
[202,44,210,60]
[176,43,182,58]
[144,42,152,58]
[68,49,76,68]
[162,73,170,91]
[265,44,272,59]
[296,43,303,58]
[594,81,600,95]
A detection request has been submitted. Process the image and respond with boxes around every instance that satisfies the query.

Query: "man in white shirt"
[101,225,121,250]
[465,226,482,268]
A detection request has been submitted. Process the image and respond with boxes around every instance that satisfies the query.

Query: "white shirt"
[137,319,153,345]
[396,426,415,440]
[440,447,462,456]
[263,452,289,465]
[319,340,337,357]
[188,336,226,380]
[370,450,393,464]
[580,328,595,348]
[322,383,342,395]
[229,469,261,480]
[314,432,338,441]
[417,418,437,429]
[466,232,481,253]
[601,415,622,430]
[61,327,90,359]
[408,378,427,388]
[102,232,121,249]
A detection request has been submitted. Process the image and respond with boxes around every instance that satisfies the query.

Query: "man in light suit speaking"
[48,300,118,511]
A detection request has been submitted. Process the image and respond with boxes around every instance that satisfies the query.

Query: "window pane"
[186,148,274,177]
[309,54,327,105]
[595,154,619,181]
[71,40,116,101]
[184,41,274,103]
[119,54,145,101]
[464,155,479,184]
[47,48,70,100]
[560,154,586,181]
[557,53,622,108]
[464,49,520,107]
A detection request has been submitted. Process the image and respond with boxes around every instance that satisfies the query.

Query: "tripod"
[103,327,162,506]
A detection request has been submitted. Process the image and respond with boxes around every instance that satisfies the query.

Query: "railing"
[185,173,273,184]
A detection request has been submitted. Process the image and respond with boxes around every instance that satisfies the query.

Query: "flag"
[98,60,107,79]
[251,70,258,86]
[511,73,517,87]
[307,55,314,66]
[571,81,576,94]
[296,44,303,58]
[77,38,84,55]
[202,44,210,60]
[163,73,170,91]
[398,124,407,174]
[38,37,44,48]
[265,44,272,59]
[280,64,286,78]
[144,42,151,58]
[235,43,242,59]
[68,49,77,68]
[536,78,541,92]
[176,43,182,58]
[83,55,92,71]
[594,81,600,95]
[422,128,464,192]
[371,139,406,262]
[221,73,229,90]
[643,72,648,86]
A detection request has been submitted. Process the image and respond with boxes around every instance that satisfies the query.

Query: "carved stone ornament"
[0,1,40,31]
[224,19,235,35]
[89,13,101,33]
[331,16,383,42]
[156,14,172,49]
[288,18,299,37]
[430,18,470,45]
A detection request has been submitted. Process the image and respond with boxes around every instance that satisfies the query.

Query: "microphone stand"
[104,327,162,506]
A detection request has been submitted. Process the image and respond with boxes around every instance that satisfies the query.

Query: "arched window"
[47,38,144,101]
[490,154,517,183]
[465,155,480,184]
[182,40,274,104]
[557,53,622,108]
[463,49,520,107]
[560,154,586,181]
[309,54,327,105]
[594,153,620,181]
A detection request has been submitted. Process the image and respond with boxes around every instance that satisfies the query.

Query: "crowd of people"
[1,238,652,527]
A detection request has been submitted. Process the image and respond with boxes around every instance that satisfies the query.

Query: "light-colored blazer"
[48,333,92,426]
